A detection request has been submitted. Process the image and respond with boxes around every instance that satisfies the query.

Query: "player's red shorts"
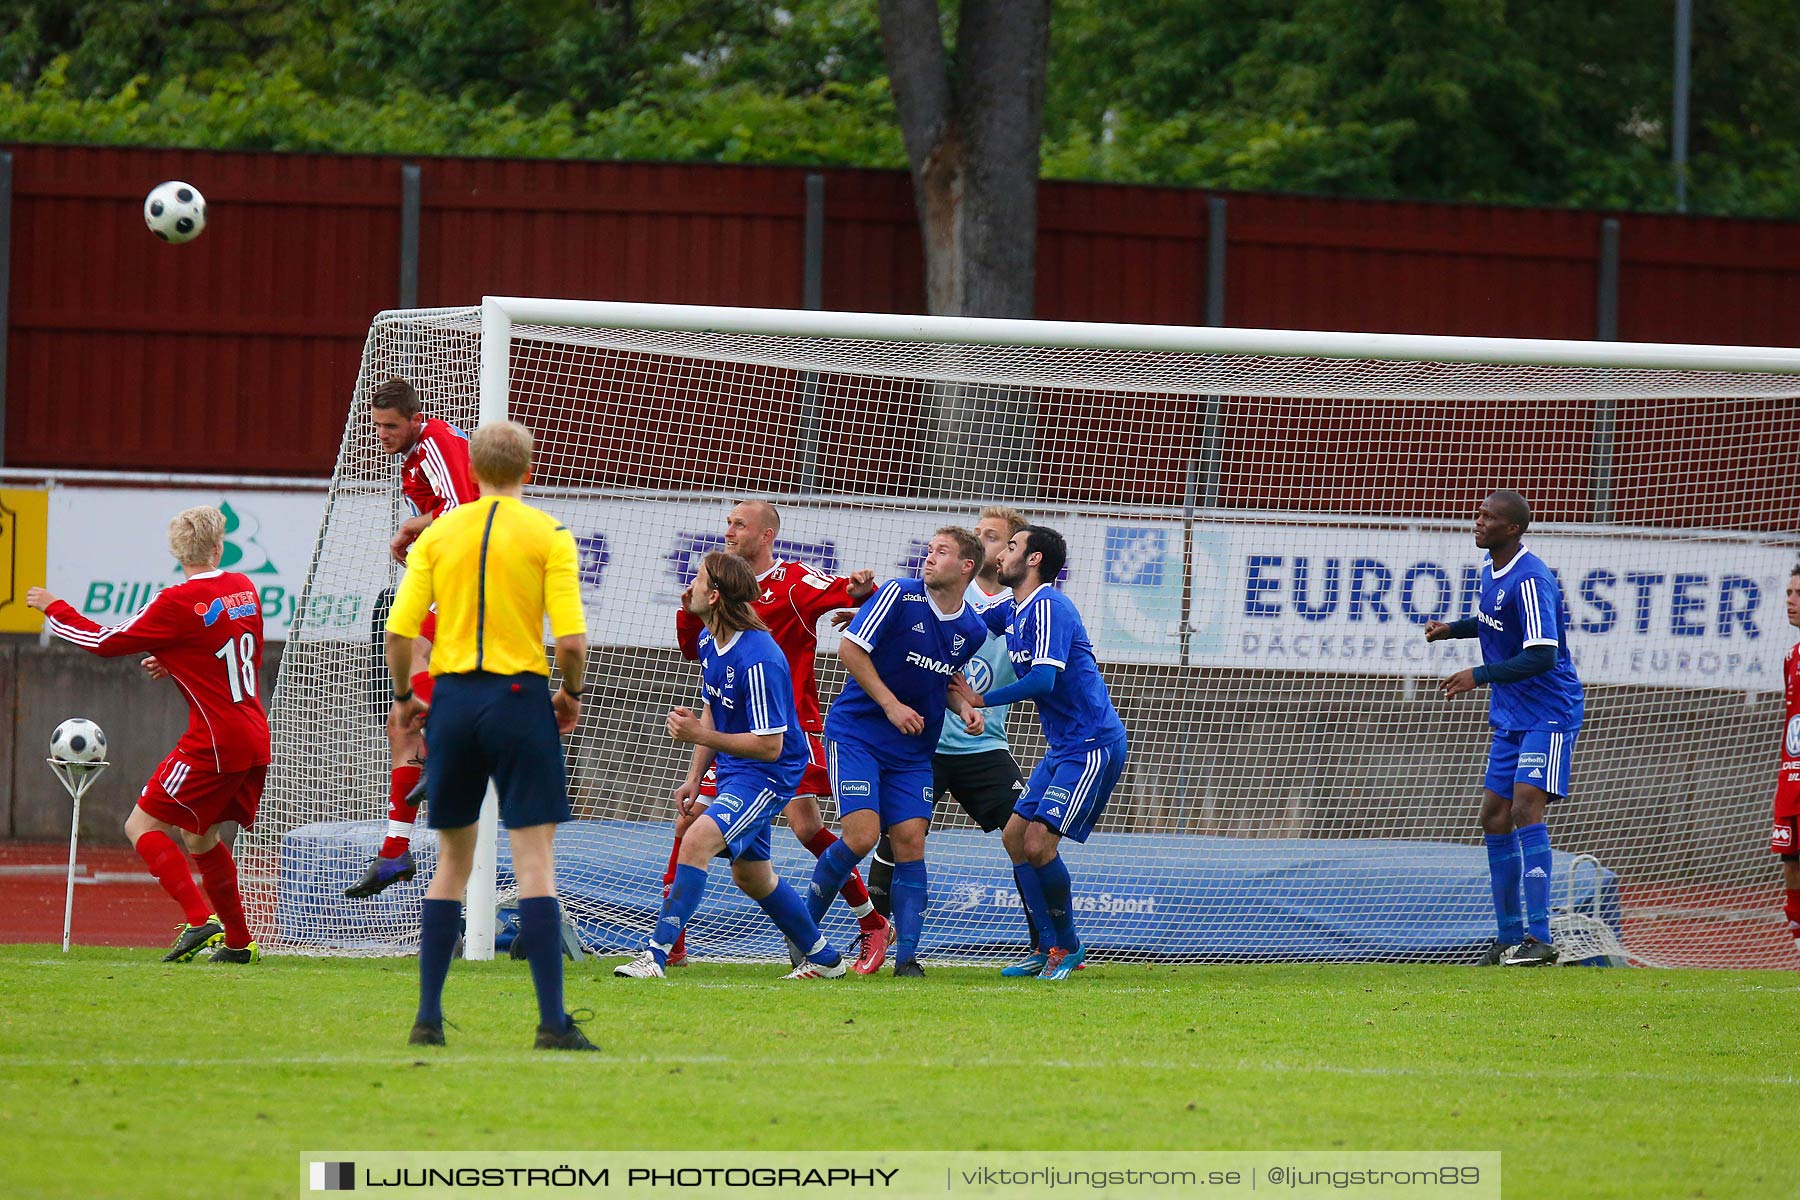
[138,750,268,835]
[1774,767,1800,856]
[418,610,437,644]
[697,732,828,801]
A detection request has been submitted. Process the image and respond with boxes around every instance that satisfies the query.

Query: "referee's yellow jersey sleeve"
[385,527,436,639]
[544,524,587,639]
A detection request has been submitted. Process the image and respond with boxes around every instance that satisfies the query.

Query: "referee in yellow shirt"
[384,420,596,1052]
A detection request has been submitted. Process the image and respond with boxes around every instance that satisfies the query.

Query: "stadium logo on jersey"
[904,650,956,676]
[1786,715,1800,758]
[666,533,839,589]
[839,780,872,797]
[195,590,259,626]
[965,657,994,692]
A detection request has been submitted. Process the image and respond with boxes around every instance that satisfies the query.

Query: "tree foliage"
[3,0,1799,216]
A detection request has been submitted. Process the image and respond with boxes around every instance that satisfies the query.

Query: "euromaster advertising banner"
[47,486,1796,683]
[1199,525,1795,689]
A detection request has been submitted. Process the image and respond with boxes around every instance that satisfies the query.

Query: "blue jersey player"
[1426,491,1584,967]
[952,525,1130,981]
[810,528,989,976]
[614,552,845,980]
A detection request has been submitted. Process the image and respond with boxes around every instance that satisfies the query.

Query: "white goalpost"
[240,297,1800,968]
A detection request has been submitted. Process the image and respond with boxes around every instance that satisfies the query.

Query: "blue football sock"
[1518,822,1553,943]
[1033,856,1080,951]
[805,839,862,924]
[1484,831,1526,945]
[756,878,840,966]
[517,895,568,1031]
[652,863,708,968]
[891,860,928,963]
[1012,863,1053,953]
[416,898,460,1027]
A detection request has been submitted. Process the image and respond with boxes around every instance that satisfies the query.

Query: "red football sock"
[665,833,686,960]
[804,828,878,922]
[1785,889,1800,942]
[195,843,252,949]
[135,831,211,927]
[382,764,423,858]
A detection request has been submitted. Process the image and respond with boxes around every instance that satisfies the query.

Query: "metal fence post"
[1593,217,1621,522]
[796,173,825,495]
[399,163,421,310]
[1198,195,1228,508]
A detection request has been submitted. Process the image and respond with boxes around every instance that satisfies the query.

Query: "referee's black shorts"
[423,672,570,830]
[932,748,1025,833]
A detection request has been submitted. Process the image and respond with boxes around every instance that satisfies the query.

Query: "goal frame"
[449,295,1800,960]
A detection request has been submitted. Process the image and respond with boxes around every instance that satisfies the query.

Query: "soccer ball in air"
[144,181,206,244]
[50,718,108,764]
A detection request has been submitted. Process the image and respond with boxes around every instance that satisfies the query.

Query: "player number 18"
[214,633,258,703]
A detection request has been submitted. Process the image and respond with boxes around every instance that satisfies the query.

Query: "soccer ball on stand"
[50,718,107,764]
[144,181,207,244]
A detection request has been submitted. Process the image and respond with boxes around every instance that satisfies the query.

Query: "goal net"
[240,299,1800,969]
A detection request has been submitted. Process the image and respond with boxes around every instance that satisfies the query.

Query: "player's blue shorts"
[826,735,935,828]
[424,672,570,830]
[698,775,787,863]
[1484,728,1577,800]
[1015,734,1127,843]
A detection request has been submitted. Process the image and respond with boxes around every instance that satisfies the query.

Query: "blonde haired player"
[29,506,272,963]
[662,500,885,965]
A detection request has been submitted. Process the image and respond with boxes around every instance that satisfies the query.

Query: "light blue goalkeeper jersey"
[937,581,1017,756]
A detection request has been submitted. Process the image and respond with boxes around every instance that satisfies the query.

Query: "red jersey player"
[28,506,271,963]
[663,500,888,964]
[1773,564,1800,954]
[347,377,480,898]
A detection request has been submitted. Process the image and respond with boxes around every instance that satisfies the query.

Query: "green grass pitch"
[1,946,1793,1199]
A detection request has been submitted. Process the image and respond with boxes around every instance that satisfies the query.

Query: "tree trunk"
[880,0,1051,500]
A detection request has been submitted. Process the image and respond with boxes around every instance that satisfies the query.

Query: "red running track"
[0,840,181,947]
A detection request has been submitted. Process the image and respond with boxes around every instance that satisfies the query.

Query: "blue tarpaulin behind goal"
[278,819,1621,963]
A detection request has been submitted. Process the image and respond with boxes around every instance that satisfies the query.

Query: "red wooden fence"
[4,143,1798,524]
